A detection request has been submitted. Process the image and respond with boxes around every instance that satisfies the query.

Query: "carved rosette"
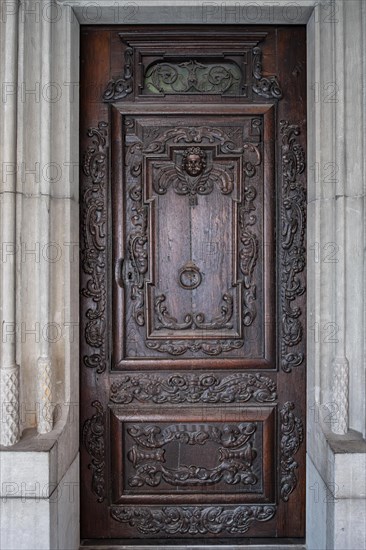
[103,47,133,101]
[252,46,283,99]
[82,401,106,503]
[81,122,108,373]
[110,372,277,404]
[111,504,276,535]
[280,120,306,372]
[280,402,304,502]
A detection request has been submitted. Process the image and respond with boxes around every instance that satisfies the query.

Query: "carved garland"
[280,121,306,372]
[81,122,108,373]
[82,401,106,503]
[110,372,277,404]
[280,401,304,501]
[126,423,258,488]
[111,505,276,535]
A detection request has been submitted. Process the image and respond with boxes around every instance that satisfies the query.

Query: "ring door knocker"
[178,261,202,290]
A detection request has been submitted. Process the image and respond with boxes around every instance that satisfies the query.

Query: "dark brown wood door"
[80,26,306,544]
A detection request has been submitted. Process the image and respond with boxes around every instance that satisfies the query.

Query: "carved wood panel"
[112,108,275,369]
[80,26,307,543]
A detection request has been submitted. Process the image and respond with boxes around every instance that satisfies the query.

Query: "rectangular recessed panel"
[113,110,275,369]
[110,406,275,505]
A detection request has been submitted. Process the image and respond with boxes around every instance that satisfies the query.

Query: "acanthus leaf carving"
[103,47,133,101]
[280,120,306,372]
[110,504,276,535]
[146,339,243,357]
[81,122,108,373]
[110,372,277,404]
[82,401,106,503]
[280,401,304,502]
[252,46,283,99]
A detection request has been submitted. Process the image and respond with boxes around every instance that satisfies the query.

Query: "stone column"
[36,3,53,435]
[331,0,349,435]
[0,0,21,446]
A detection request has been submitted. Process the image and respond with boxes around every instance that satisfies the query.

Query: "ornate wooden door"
[80,26,306,544]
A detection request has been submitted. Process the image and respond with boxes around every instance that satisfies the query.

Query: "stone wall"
[0,1,365,548]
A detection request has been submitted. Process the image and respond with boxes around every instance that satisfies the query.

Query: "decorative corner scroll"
[111,504,276,535]
[252,46,282,99]
[280,120,306,373]
[82,401,106,503]
[280,401,304,502]
[110,372,277,404]
[103,47,133,101]
[81,122,108,373]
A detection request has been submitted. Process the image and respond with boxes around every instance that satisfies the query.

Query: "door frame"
[36,1,358,548]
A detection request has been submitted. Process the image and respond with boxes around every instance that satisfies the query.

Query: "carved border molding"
[103,47,133,101]
[280,401,304,501]
[82,401,106,503]
[110,504,276,535]
[252,46,283,99]
[81,122,108,373]
[280,120,306,372]
[110,372,277,404]
[125,123,262,356]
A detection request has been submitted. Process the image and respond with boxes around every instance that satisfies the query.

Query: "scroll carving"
[146,339,243,357]
[110,373,277,404]
[239,185,259,326]
[280,402,304,502]
[280,121,306,372]
[82,401,105,503]
[111,504,276,534]
[126,143,148,327]
[252,46,282,99]
[81,122,108,373]
[154,293,233,331]
[103,47,133,101]
[126,423,258,488]
[144,59,242,95]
